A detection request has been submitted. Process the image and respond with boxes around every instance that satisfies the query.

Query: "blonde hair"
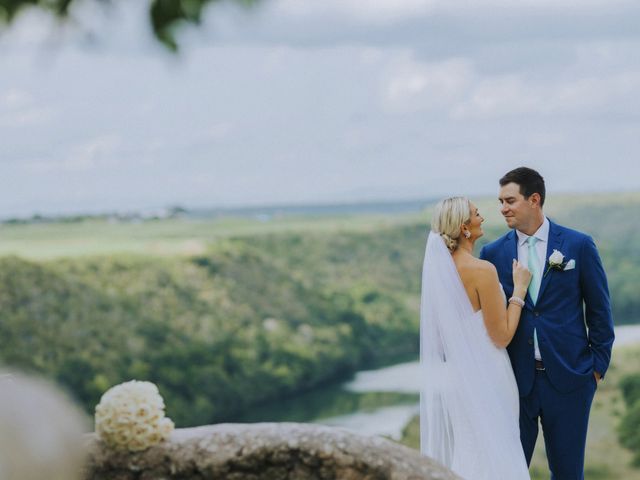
[431,196,472,252]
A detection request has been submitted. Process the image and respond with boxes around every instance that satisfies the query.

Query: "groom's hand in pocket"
[594,371,602,384]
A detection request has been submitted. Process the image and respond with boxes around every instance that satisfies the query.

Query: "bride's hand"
[512,259,532,294]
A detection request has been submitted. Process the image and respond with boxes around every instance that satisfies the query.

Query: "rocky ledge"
[84,422,459,480]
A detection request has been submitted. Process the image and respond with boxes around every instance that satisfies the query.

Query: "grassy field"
[3,191,639,260]
[397,344,640,479]
[0,212,425,259]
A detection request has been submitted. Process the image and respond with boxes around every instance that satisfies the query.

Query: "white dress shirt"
[516,216,549,361]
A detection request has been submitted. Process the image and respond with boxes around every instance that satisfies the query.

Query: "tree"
[0,0,257,51]
[618,373,640,466]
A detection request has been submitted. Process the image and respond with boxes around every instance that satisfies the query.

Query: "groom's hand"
[594,371,602,383]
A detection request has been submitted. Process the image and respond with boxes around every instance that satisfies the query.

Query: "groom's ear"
[528,192,542,209]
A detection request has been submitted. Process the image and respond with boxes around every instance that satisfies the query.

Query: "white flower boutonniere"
[544,250,575,276]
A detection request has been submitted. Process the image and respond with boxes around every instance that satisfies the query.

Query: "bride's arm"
[476,261,530,348]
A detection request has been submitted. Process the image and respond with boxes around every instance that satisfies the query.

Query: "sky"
[1,0,640,217]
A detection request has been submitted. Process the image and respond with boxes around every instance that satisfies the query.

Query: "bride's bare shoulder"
[468,257,496,271]
[469,258,498,281]
[455,255,497,283]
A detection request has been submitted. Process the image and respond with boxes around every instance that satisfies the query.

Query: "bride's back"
[452,251,492,313]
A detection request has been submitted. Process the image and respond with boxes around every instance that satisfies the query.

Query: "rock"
[84,422,460,479]
[0,372,88,480]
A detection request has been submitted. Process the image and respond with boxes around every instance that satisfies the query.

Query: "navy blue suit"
[480,220,614,480]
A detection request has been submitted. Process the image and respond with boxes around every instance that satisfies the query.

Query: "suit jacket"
[480,220,615,395]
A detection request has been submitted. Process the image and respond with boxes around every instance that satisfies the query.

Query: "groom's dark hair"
[500,167,546,207]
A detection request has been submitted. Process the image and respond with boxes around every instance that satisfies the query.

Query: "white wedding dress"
[419,232,530,480]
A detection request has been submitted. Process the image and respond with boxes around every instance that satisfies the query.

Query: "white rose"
[159,417,175,437]
[549,250,564,266]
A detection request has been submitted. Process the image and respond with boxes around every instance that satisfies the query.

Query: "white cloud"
[205,121,235,141]
[25,135,122,173]
[452,71,640,119]
[64,135,122,171]
[359,48,385,66]
[381,54,473,113]
[271,0,636,25]
[200,0,640,50]
[0,8,59,49]
[273,0,440,23]
[0,107,52,127]
[369,44,640,120]
[0,88,53,127]
[524,131,565,148]
[1,89,34,109]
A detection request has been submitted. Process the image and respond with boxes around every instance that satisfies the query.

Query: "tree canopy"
[0,0,257,50]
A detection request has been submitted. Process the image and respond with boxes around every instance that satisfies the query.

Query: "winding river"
[234,324,640,440]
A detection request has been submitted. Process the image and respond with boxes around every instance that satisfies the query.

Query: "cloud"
[272,0,441,24]
[25,135,122,173]
[0,8,59,49]
[381,54,473,113]
[0,89,53,127]
[0,107,52,127]
[452,70,640,119]
[270,0,638,26]
[369,44,640,120]
[198,0,640,51]
[1,89,34,109]
[204,121,235,141]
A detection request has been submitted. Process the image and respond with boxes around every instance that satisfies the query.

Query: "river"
[234,324,640,441]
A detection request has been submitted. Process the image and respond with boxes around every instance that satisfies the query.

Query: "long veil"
[419,231,529,479]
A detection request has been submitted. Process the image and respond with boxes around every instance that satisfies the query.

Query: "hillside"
[0,225,423,426]
[0,192,638,425]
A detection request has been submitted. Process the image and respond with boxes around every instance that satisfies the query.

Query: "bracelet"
[508,296,525,307]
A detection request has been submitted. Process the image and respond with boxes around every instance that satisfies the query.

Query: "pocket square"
[564,259,576,271]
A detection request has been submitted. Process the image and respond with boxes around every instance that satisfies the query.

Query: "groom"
[480,167,615,480]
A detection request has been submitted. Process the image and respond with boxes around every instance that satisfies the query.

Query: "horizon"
[3,187,638,222]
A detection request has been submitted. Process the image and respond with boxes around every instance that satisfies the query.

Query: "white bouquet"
[94,380,174,452]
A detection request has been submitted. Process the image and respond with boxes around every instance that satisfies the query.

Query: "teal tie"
[527,236,542,359]
[527,236,541,304]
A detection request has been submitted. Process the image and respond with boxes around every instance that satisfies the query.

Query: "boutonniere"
[544,250,575,276]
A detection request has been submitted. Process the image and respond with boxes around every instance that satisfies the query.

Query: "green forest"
[0,225,423,426]
[0,193,638,433]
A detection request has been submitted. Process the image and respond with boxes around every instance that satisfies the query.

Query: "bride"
[419,197,532,479]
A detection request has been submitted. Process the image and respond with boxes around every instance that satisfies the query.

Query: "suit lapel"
[537,220,564,302]
[504,230,518,273]
[502,230,518,293]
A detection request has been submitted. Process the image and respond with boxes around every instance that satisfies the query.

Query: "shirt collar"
[516,216,549,246]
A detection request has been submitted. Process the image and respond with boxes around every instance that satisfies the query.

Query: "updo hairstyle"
[431,196,471,252]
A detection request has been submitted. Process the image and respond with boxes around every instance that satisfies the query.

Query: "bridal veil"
[419,231,529,479]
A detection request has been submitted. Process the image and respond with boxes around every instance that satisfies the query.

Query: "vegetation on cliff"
[1,193,639,428]
[0,225,422,426]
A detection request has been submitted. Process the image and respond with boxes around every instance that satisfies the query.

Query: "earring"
[464,231,471,239]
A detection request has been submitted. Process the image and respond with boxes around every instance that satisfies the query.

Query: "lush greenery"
[1,192,639,428]
[619,371,640,466]
[0,224,423,426]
